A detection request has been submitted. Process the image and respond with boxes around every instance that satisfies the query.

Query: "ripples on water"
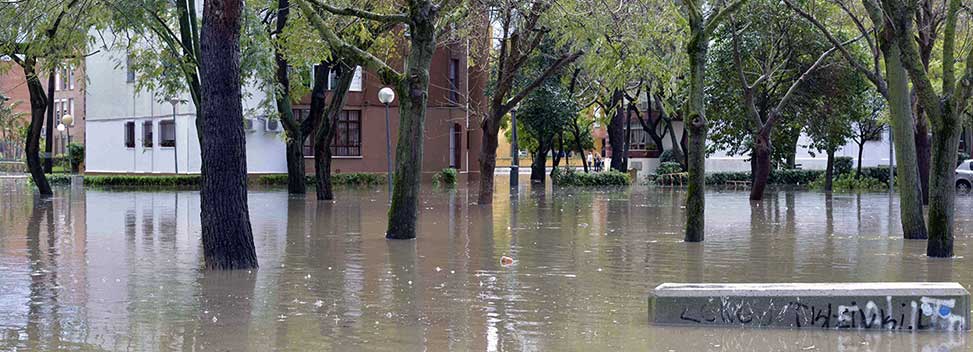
[0,178,971,351]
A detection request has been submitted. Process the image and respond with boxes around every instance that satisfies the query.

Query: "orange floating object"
[500,256,514,266]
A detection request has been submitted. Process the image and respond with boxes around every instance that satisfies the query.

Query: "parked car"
[956,159,973,194]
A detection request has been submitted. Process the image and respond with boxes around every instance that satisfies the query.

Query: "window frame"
[331,110,361,157]
[448,58,460,104]
[124,121,136,148]
[159,120,176,148]
[142,120,153,148]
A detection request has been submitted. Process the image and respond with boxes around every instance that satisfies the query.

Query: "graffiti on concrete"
[676,296,966,331]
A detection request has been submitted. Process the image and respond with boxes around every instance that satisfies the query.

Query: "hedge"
[702,166,895,186]
[37,173,387,188]
[552,169,630,186]
[257,173,386,186]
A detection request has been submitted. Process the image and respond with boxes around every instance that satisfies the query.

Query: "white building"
[611,115,896,179]
[83,31,363,175]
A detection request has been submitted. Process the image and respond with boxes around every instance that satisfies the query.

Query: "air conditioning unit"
[265,118,282,133]
[243,118,255,132]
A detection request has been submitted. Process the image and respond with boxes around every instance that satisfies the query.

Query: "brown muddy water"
[1,178,972,351]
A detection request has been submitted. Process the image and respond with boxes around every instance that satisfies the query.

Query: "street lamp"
[378,87,395,202]
[168,97,179,174]
[56,122,66,170]
[509,107,519,192]
[61,114,73,145]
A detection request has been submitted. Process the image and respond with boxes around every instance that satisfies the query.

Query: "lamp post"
[169,97,179,174]
[56,122,65,171]
[510,107,519,191]
[61,114,73,145]
[378,87,395,202]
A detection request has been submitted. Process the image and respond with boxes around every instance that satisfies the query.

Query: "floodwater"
[1,178,972,351]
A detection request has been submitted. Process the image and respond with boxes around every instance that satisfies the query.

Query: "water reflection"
[0,179,971,350]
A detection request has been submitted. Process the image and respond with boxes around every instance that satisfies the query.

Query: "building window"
[126,55,136,83]
[160,120,176,147]
[449,58,460,104]
[68,98,74,124]
[332,110,361,156]
[142,121,153,148]
[60,68,70,91]
[69,68,75,90]
[627,124,653,151]
[125,122,135,148]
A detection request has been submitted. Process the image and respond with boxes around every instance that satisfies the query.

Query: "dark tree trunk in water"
[477,117,500,203]
[20,59,52,196]
[684,15,709,243]
[273,0,306,195]
[312,63,354,201]
[857,141,865,177]
[607,90,626,172]
[914,107,930,204]
[750,131,772,200]
[927,118,962,257]
[198,0,257,270]
[531,143,547,183]
[824,149,835,192]
[44,71,54,173]
[882,43,927,240]
[386,5,437,240]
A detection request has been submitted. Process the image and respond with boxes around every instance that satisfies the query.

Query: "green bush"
[659,150,681,164]
[433,168,457,188]
[958,152,970,166]
[552,168,630,186]
[85,175,202,186]
[655,161,683,176]
[834,156,853,175]
[859,166,894,185]
[256,173,386,187]
[810,173,887,192]
[704,169,822,185]
[67,143,84,171]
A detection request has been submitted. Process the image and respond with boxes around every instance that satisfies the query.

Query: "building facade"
[84,32,485,178]
[0,60,85,165]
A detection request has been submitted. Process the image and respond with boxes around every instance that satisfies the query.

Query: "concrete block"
[649,283,970,331]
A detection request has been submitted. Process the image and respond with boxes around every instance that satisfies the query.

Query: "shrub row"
[702,166,895,186]
[809,173,887,192]
[552,168,630,186]
[256,173,386,186]
[38,173,387,188]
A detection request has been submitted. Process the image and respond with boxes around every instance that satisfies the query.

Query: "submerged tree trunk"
[927,117,962,256]
[273,0,306,195]
[477,117,501,203]
[824,149,835,192]
[685,27,708,242]
[20,58,52,196]
[313,63,354,201]
[198,0,257,269]
[531,143,548,182]
[750,130,772,200]
[607,90,626,172]
[883,44,927,240]
[386,8,437,240]
[44,70,54,173]
[857,141,865,177]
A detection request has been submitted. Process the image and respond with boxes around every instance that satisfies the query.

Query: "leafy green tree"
[708,0,850,200]
[802,61,868,192]
[297,0,467,239]
[786,0,927,241]
[677,0,749,242]
[0,0,97,196]
[850,94,887,177]
[475,0,583,204]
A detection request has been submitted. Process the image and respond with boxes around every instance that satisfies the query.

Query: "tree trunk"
[198,0,257,270]
[824,149,835,192]
[684,26,708,243]
[883,44,927,240]
[915,106,931,204]
[607,91,626,172]
[21,59,52,196]
[477,116,501,204]
[857,142,865,178]
[44,70,54,173]
[273,0,306,195]
[386,9,436,240]
[531,143,547,182]
[569,122,589,173]
[927,118,962,257]
[312,63,354,201]
[749,130,771,200]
